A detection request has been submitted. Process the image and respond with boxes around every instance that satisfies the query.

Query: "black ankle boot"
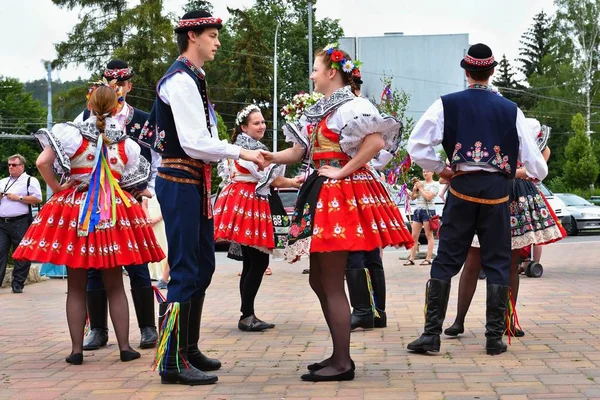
[83,289,109,351]
[370,269,387,328]
[485,284,509,355]
[346,269,375,330]
[131,286,158,349]
[187,296,221,371]
[407,279,451,353]
[157,302,218,385]
[444,320,464,336]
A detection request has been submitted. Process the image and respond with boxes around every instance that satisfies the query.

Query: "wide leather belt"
[160,157,213,218]
[449,187,509,205]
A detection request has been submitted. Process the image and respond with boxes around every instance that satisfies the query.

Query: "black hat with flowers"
[175,10,223,33]
[460,43,498,72]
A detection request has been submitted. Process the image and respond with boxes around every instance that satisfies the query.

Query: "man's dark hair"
[177,30,204,54]
[468,68,494,82]
[175,10,220,54]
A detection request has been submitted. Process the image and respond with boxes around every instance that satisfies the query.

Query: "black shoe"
[187,296,222,372]
[407,279,451,354]
[83,289,109,351]
[120,347,141,362]
[11,286,23,294]
[485,284,509,356]
[139,326,158,349]
[505,327,525,337]
[307,359,355,372]
[157,301,218,385]
[131,286,158,349]
[301,369,355,382]
[66,353,83,365]
[370,268,387,328]
[83,328,109,351]
[444,321,465,336]
[238,315,275,332]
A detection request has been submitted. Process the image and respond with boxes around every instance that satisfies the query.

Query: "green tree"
[563,113,599,189]
[517,10,554,78]
[52,0,129,71]
[492,54,528,105]
[0,77,46,179]
[184,0,213,13]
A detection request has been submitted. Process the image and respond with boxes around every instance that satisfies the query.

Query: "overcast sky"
[0,0,555,83]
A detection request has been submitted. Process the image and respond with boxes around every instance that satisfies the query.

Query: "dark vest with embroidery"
[441,89,519,178]
[138,59,212,160]
[82,105,151,162]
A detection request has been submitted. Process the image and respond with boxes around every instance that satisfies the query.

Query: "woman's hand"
[317,165,346,180]
[53,179,75,193]
[289,176,304,188]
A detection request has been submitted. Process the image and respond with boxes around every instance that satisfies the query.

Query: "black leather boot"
[407,279,451,353]
[346,269,375,330]
[131,286,159,349]
[370,269,387,328]
[485,284,509,355]
[157,302,218,385]
[187,296,221,371]
[83,289,109,351]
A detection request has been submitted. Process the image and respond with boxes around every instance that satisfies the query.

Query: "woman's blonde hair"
[87,85,118,134]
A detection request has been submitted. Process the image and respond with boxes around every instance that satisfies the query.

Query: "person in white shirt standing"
[405,43,548,357]
[0,154,42,293]
[138,9,263,386]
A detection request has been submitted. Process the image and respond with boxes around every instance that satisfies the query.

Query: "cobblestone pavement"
[1,241,599,399]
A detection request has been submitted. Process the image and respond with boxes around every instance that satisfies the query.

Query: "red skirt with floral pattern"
[285,168,414,261]
[213,181,274,253]
[12,188,165,269]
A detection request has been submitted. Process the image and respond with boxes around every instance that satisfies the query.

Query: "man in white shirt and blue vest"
[139,9,263,385]
[406,44,548,356]
[0,154,42,293]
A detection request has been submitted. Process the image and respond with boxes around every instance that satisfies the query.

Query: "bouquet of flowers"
[281,91,323,123]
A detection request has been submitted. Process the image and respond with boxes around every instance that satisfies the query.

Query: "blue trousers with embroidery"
[431,172,511,286]
[86,264,151,291]
[156,168,215,303]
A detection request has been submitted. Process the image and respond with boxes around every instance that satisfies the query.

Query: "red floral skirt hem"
[12,188,165,269]
[285,168,414,263]
[213,181,275,251]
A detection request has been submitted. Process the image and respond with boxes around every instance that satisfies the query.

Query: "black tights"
[450,247,521,326]
[239,246,270,318]
[66,267,133,355]
[308,251,353,376]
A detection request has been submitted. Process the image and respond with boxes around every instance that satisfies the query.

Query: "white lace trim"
[284,237,311,263]
[472,225,564,249]
[338,113,402,158]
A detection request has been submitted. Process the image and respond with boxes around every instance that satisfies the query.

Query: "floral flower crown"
[323,42,363,76]
[86,77,124,105]
[281,91,323,123]
[235,104,261,126]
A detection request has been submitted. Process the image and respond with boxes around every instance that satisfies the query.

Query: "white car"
[556,193,600,235]
[537,183,573,234]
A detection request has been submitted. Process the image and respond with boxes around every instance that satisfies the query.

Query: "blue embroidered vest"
[138,58,213,159]
[441,88,519,178]
[82,105,151,162]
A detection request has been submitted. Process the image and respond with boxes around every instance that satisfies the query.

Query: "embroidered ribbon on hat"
[104,67,133,80]
[176,16,222,30]
[463,54,495,67]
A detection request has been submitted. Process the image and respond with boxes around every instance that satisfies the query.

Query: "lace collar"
[235,133,268,151]
[303,86,355,122]
[71,116,127,143]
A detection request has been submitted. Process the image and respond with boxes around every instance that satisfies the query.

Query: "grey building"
[339,33,469,122]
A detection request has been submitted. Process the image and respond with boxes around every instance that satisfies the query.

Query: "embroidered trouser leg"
[156,170,215,303]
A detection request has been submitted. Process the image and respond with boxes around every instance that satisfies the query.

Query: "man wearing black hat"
[74,59,160,353]
[139,10,263,385]
[406,43,548,356]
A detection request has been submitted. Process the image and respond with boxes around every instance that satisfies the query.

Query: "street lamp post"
[273,20,282,152]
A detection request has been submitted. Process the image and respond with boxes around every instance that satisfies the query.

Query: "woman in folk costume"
[444,120,565,338]
[263,43,414,381]
[13,83,165,365]
[213,105,301,332]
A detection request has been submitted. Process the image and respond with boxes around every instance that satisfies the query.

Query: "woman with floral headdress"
[13,83,165,365]
[213,105,302,332]
[261,43,414,381]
